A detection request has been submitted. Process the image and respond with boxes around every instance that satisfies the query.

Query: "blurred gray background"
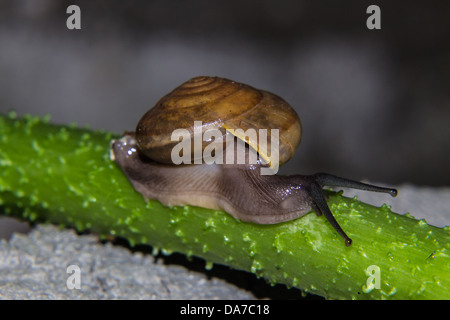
[1,0,449,185]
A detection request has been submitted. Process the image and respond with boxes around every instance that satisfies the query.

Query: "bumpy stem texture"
[0,112,448,300]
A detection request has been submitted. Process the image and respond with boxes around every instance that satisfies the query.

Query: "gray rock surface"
[0,224,255,300]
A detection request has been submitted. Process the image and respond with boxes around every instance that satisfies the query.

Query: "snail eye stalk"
[306,173,398,246]
[313,173,398,197]
[308,182,353,246]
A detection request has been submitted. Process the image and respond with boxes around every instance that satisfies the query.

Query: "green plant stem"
[0,112,448,299]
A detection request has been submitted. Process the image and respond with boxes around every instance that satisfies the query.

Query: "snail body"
[112,76,397,246]
[112,135,311,224]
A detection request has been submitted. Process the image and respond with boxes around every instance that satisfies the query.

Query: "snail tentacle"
[307,181,353,246]
[313,173,398,197]
[300,173,398,246]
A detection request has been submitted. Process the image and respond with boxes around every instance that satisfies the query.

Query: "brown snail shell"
[135,76,301,168]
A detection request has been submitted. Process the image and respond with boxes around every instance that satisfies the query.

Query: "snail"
[111,76,397,246]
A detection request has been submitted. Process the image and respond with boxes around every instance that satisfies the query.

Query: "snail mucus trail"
[111,76,397,246]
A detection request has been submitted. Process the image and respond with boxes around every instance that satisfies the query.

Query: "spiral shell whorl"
[136,76,301,166]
